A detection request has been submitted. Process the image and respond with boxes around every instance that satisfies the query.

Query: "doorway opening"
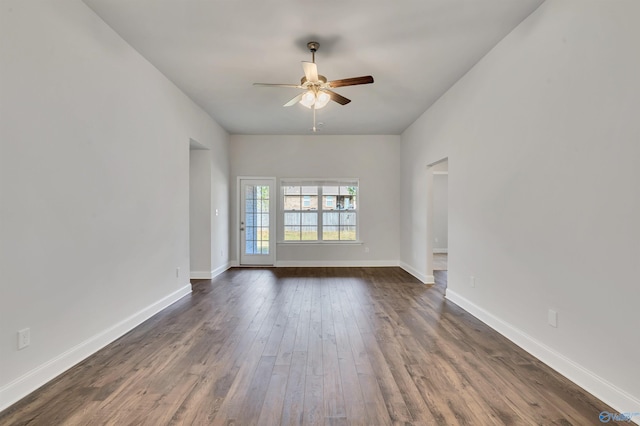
[189,139,212,279]
[427,158,448,290]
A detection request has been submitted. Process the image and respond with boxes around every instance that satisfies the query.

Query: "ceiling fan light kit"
[254,41,374,132]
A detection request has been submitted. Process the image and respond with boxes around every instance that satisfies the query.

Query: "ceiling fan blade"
[325,90,351,105]
[328,75,374,88]
[302,61,318,82]
[283,93,304,107]
[253,83,302,88]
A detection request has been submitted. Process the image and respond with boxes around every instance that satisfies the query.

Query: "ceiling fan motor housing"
[301,75,327,86]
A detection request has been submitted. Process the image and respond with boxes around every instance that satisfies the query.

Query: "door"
[240,178,276,265]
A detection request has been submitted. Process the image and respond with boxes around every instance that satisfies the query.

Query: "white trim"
[445,289,640,422]
[433,248,448,254]
[189,262,232,280]
[399,262,434,284]
[0,285,192,412]
[277,241,363,245]
[211,262,231,278]
[275,260,398,268]
[190,270,212,279]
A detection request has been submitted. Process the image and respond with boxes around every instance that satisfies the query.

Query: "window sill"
[277,241,363,245]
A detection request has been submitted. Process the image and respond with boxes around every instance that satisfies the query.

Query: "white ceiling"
[83,0,544,135]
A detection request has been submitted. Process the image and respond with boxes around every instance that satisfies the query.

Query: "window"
[282,179,358,242]
[325,196,334,208]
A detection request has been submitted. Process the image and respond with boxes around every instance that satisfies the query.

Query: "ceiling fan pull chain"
[312,104,317,132]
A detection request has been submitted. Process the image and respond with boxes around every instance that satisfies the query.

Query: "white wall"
[230,135,400,266]
[189,148,212,276]
[400,0,640,413]
[0,0,229,410]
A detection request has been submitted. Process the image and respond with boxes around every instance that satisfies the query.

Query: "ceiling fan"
[253,41,374,131]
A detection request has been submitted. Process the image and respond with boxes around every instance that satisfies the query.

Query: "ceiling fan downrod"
[307,41,319,63]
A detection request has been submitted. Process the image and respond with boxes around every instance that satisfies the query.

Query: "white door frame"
[237,177,276,266]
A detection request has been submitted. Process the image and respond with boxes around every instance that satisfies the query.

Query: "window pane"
[257,186,269,200]
[283,186,300,210]
[301,212,318,226]
[301,212,317,240]
[301,187,318,210]
[283,186,300,195]
[322,212,339,240]
[301,227,318,240]
[323,212,339,226]
[323,195,335,210]
[284,226,301,241]
[340,226,356,241]
[245,185,256,200]
[343,186,357,210]
[245,238,258,254]
[340,212,356,226]
[323,226,340,240]
[284,211,317,241]
[284,212,301,226]
[304,195,318,210]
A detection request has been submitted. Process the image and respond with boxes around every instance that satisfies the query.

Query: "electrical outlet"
[176,267,180,278]
[364,246,370,253]
[220,250,224,257]
[548,309,558,328]
[434,237,439,243]
[18,328,30,350]
[470,276,476,288]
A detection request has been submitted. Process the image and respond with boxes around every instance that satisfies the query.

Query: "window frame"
[280,178,360,244]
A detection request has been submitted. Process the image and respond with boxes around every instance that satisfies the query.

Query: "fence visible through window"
[282,180,358,242]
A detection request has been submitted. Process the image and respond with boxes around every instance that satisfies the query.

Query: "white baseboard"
[275,260,398,268]
[0,284,192,412]
[211,262,231,278]
[399,262,434,284]
[190,270,212,279]
[445,289,640,423]
[190,262,232,280]
[433,248,448,254]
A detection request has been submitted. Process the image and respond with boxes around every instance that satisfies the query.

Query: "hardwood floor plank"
[303,374,324,426]
[320,279,347,420]
[0,267,621,426]
[281,351,307,426]
[256,364,289,425]
[290,278,311,355]
[235,356,276,425]
[306,278,324,377]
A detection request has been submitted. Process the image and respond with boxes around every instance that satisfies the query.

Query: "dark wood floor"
[0,267,615,425]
